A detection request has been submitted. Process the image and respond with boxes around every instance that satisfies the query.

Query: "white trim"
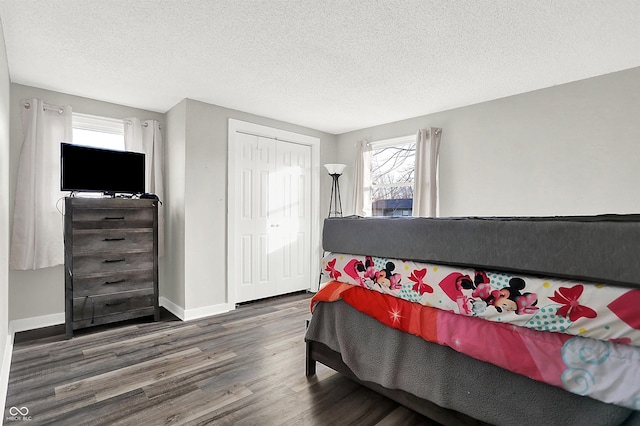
[9,313,65,333]
[1,329,13,425]
[72,112,125,135]
[159,296,185,320]
[227,119,321,303]
[183,303,234,321]
[159,297,234,322]
[369,134,414,149]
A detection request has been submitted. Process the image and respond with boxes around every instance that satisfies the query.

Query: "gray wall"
[7,86,338,322]
[164,99,187,308]
[10,61,637,325]
[0,17,11,397]
[165,99,337,313]
[8,84,166,322]
[337,67,640,217]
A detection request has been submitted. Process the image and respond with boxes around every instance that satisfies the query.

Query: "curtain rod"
[22,101,64,114]
[21,103,162,129]
[123,119,161,129]
[124,120,149,127]
[365,127,442,146]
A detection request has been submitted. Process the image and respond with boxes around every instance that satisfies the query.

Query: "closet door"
[234,134,311,303]
[236,133,275,303]
[271,140,311,295]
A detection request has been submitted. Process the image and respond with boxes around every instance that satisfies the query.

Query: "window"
[370,135,415,217]
[72,113,125,150]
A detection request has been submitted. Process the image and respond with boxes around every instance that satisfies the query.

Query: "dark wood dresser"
[64,197,159,338]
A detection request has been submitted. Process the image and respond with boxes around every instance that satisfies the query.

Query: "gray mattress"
[322,215,640,288]
[306,300,638,426]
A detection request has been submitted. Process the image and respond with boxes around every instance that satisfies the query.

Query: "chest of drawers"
[64,197,159,338]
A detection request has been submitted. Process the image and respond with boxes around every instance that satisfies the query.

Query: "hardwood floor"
[4,292,437,425]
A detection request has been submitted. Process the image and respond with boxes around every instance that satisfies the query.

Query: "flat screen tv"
[60,143,145,195]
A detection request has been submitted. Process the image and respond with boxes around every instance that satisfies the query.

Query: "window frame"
[71,113,125,150]
[369,134,416,217]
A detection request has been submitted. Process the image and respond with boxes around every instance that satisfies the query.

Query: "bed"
[305,215,640,426]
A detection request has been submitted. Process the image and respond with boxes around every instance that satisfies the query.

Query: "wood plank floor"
[4,292,438,425]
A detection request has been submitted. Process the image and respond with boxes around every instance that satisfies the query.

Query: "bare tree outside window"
[371,141,415,216]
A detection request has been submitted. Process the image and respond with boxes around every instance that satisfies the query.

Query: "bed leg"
[305,319,317,377]
[306,340,317,377]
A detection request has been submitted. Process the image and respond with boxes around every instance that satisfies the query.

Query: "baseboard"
[6,298,235,333]
[159,297,184,320]
[183,302,235,321]
[159,297,234,321]
[1,326,15,425]
[9,313,65,334]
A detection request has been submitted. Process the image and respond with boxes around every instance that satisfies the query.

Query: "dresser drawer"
[72,289,155,321]
[72,269,154,297]
[72,251,154,276]
[72,229,153,254]
[71,207,154,229]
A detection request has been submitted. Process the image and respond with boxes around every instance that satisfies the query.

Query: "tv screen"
[61,143,145,194]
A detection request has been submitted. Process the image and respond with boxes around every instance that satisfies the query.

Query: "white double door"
[235,133,312,303]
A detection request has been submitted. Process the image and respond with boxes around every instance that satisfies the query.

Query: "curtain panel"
[10,99,72,270]
[124,118,165,256]
[412,127,442,217]
[351,139,372,217]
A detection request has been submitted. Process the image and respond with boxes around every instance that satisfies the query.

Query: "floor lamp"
[324,163,346,217]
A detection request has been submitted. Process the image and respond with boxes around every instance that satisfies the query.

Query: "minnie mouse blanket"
[321,253,640,346]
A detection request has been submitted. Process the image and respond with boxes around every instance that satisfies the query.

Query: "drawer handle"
[104,279,126,285]
[103,258,126,263]
[105,301,126,307]
[103,237,126,242]
[104,216,125,220]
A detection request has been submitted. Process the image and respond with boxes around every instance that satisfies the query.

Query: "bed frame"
[306,340,489,425]
[305,215,640,426]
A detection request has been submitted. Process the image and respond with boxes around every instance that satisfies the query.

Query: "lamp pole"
[324,164,346,218]
[328,173,343,217]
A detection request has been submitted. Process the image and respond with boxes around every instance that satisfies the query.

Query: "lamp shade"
[324,163,347,175]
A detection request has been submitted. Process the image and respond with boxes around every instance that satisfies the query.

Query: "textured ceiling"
[1,0,639,134]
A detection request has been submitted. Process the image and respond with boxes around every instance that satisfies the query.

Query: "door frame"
[227,119,320,307]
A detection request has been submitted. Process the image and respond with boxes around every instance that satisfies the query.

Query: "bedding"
[321,253,640,346]
[305,300,638,426]
[312,281,640,410]
[308,215,640,425]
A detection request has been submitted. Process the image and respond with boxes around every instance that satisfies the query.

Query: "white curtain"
[351,139,372,217]
[10,99,72,270]
[124,117,165,256]
[412,127,442,217]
